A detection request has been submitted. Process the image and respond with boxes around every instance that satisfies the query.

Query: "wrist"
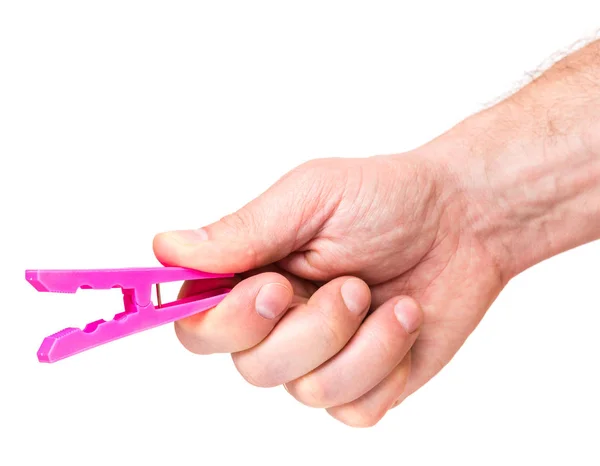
[432,59,600,281]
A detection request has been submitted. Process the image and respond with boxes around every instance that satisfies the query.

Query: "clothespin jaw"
[26,267,233,363]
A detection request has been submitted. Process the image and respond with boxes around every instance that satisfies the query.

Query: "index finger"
[174,272,294,355]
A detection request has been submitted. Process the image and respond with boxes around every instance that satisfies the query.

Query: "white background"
[1,2,599,465]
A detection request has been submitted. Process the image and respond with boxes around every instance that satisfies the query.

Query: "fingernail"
[167,228,209,245]
[394,298,422,334]
[341,279,369,314]
[255,283,291,319]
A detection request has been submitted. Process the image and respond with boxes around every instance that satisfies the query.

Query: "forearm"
[438,39,600,280]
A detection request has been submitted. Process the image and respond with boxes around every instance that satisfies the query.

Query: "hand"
[153,39,600,427]
[153,149,505,427]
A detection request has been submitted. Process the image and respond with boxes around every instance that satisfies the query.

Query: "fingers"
[284,296,423,409]
[175,269,424,428]
[174,272,294,355]
[231,277,371,388]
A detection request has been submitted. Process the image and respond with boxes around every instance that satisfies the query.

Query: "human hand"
[153,39,600,427]
[152,148,505,427]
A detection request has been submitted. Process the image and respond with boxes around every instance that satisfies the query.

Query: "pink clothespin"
[26,267,233,363]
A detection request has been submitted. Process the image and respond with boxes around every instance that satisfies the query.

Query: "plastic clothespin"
[25,267,233,363]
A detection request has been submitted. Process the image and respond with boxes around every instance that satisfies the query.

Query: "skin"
[153,39,600,427]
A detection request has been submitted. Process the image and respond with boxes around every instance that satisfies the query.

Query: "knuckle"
[220,210,255,234]
[288,159,339,204]
[314,307,348,352]
[294,158,326,175]
[174,321,211,355]
[365,326,395,360]
[286,375,331,408]
[231,353,278,388]
[219,210,261,264]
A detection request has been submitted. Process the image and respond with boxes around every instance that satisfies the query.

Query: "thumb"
[153,164,337,273]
